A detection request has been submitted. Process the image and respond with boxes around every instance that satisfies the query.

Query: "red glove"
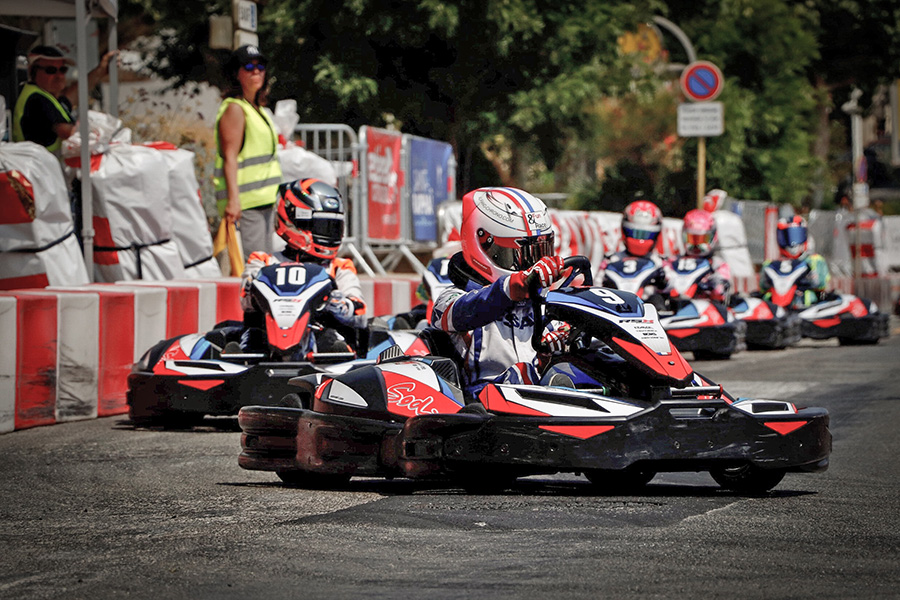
[541,323,571,353]
[508,256,565,301]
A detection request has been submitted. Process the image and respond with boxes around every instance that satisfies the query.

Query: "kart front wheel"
[276,469,351,489]
[585,468,656,493]
[710,464,785,494]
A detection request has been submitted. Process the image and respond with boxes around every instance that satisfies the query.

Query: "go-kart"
[126,262,430,427]
[761,259,889,345]
[728,295,802,350]
[239,257,831,494]
[604,256,745,359]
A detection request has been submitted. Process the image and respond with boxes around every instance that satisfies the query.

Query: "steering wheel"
[530,255,593,352]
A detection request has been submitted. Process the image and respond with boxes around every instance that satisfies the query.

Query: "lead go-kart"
[761,258,889,345]
[126,262,431,428]
[239,256,831,494]
[603,256,746,359]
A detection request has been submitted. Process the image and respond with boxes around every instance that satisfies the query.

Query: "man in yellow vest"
[12,45,115,155]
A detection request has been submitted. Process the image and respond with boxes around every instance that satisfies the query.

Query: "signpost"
[232,0,258,48]
[680,61,724,208]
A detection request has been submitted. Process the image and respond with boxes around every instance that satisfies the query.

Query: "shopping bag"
[213,220,244,277]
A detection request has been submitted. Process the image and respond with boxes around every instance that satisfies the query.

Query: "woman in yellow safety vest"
[214,45,283,260]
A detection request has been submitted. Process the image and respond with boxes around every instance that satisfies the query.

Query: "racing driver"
[430,186,574,398]
[238,178,367,352]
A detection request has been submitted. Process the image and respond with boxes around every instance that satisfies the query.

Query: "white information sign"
[677,102,724,137]
[234,0,257,32]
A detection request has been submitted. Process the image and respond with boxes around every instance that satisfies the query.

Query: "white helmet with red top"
[460,187,555,282]
[682,208,718,258]
[621,200,662,257]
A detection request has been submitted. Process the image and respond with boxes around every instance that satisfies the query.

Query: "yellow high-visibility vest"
[214,97,283,213]
[12,83,74,154]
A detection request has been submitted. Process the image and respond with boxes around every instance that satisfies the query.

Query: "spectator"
[12,45,116,156]
[214,45,283,261]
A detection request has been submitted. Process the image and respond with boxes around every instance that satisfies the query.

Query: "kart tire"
[838,337,879,346]
[131,410,205,430]
[584,468,656,493]
[276,469,351,489]
[274,393,304,409]
[710,464,785,494]
[454,469,518,494]
[692,350,732,361]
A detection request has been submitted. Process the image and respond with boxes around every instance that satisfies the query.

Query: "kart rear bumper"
[238,400,831,479]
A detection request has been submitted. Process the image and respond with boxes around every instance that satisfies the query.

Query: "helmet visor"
[623,226,660,241]
[685,232,713,247]
[486,233,555,272]
[310,213,344,247]
[777,226,807,249]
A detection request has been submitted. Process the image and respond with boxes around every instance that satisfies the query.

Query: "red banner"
[365,128,403,241]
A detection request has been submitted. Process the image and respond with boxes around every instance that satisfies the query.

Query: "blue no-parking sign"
[680,61,724,102]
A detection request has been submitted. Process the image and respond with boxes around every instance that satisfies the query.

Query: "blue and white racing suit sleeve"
[429,277,516,332]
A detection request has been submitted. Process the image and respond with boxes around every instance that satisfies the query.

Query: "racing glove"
[541,323,571,353]
[325,291,360,326]
[508,256,565,301]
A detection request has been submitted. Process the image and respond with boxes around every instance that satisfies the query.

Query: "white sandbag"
[144,143,219,277]
[278,144,338,185]
[67,142,186,282]
[0,141,89,289]
[714,209,755,278]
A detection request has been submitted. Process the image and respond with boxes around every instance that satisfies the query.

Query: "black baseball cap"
[228,45,267,70]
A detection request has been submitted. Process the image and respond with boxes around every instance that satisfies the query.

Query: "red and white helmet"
[776,215,809,259]
[621,200,662,257]
[702,189,728,213]
[460,187,554,282]
[682,209,718,258]
[275,178,345,260]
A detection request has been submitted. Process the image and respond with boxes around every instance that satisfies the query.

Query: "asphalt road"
[2,322,899,599]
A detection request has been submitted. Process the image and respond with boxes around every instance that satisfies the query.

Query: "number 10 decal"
[275,266,307,286]
[590,288,625,304]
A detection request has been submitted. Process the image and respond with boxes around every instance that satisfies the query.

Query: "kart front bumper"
[800,312,889,342]
[665,321,747,356]
[743,313,802,349]
[127,362,320,421]
[238,399,831,480]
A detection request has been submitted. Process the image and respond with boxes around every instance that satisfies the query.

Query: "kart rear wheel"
[274,393,304,409]
[585,468,656,493]
[838,337,879,346]
[276,469,351,489]
[710,464,785,494]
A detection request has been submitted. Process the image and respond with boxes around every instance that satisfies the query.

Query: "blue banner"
[409,137,453,242]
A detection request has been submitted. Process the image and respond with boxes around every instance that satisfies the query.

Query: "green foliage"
[110,0,900,208]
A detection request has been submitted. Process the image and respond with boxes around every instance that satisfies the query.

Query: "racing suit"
[239,249,367,351]
[430,252,565,397]
[759,253,830,307]
[599,250,670,311]
[666,255,732,303]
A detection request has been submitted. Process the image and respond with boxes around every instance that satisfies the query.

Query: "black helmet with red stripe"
[275,178,345,260]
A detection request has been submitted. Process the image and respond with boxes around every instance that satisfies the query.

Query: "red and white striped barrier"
[1,275,421,434]
[359,275,421,317]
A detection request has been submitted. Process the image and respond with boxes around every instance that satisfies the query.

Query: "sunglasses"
[242,62,266,72]
[36,65,69,75]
